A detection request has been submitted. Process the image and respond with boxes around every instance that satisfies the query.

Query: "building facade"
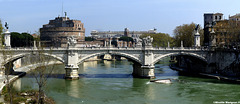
[229,13,240,21]
[204,13,240,47]
[40,14,85,47]
[91,28,157,39]
[203,13,223,46]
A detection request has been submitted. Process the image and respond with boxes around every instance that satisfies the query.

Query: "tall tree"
[213,20,240,47]
[30,49,56,104]
[0,20,3,46]
[141,33,174,47]
[173,23,204,47]
[0,19,3,35]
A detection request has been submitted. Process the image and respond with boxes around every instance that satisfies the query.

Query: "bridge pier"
[65,50,79,80]
[132,63,155,78]
[65,65,79,80]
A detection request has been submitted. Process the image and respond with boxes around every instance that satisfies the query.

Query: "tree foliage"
[11,32,34,47]
[173,22,204,47]
[111,40,117,47]
[0,19,3,35]
[85,37,95,41]
[119,36,133,42]
[141,33,174,47]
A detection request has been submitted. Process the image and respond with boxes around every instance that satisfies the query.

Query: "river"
[12,58,240,104]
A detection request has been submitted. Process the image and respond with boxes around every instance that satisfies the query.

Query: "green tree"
[119,36,133,42]
[111,40,117,47]
[173,22,204,47]
[141,33,174,47]
[11,32,34,47]
[0,19,3,35]
[0,20,4,46]
[85,37,95,41]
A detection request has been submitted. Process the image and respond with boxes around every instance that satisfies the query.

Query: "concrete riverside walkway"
[0,61,60,93]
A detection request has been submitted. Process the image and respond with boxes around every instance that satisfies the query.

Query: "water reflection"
[66,80,81,98]
[13,79,21,91]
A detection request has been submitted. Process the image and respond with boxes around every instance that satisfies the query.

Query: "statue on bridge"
[5,22,9,30]
[142,36,153,47]
[134,36,142,47]
[67,36,77,47]
[195,24,200,33]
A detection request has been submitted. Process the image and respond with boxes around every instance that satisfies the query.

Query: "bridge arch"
[3,53,64,65]
[78,52,142,65]
[153,52,207,65]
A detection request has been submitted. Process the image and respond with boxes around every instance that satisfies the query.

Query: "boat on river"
[150,79,172,84]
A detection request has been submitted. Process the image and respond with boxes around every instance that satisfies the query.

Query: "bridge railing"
[153,47,208,51]
[0,46,209,51]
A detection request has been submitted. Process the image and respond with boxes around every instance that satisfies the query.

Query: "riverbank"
[169,64,240,84]
[0,61,62,93]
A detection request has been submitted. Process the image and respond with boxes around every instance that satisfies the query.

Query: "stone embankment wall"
[176,50,240,77]
[208,50,240,77]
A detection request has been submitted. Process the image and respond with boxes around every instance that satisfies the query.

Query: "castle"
[40,13,85,47]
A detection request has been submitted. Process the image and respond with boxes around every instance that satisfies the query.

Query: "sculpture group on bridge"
[67,36,77,47]
[142,36,153,47]
[134,36,153,48]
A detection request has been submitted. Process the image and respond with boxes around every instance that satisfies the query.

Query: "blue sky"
[0,0,239,36]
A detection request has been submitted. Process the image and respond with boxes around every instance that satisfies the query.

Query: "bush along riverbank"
[0,86,55,104]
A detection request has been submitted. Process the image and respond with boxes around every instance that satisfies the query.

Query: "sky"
[0,0,240,36]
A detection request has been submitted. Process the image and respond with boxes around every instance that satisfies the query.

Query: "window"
[215,16,217,20]
[219,16,221,20]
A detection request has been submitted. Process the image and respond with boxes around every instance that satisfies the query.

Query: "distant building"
[203,13,223,46]
[204,13,223,27]
[91,28,157,39]
[204,13,240,47]
[40,13,85,47]
[229,13,240,21]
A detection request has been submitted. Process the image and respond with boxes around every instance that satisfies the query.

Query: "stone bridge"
[0,33,209,79]
[0,46,208,79]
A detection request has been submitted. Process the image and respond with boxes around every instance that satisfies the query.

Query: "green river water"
[12,59,240,104]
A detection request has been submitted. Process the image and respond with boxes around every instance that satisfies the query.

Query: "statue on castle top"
[5,22,9,30]
[142,36,153,47]
[67,36,77,47]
